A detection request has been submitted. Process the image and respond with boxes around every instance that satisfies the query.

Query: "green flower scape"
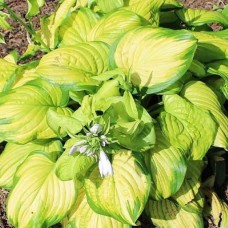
[0,0,228,227]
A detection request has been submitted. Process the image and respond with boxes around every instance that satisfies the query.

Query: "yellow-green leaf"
[59,8,99,47]
[161,0,183,10]
[0,140,61,189]
[97,0,124,13]
[0,79,72,143]
[88,9,145,45]
[146,199,204,228]
[176,8,228,27]
[191,31,228,63]
[125,0,164,22]
[36,42,109,88]
[160,94,217,159]
[0,11,11,30]
[26,0,45,17]
[207,60,228,81]
[172,160,205,213]
[39,0,77,48]
[7,152,77,228]
[181,81,228,150]
[189,60,206,78]
[145,125,187,200]
[111,27,197,94]
[0,58,18,92]
[85,151,150,225]
[55,141,96,181]
[205,192,228,228]
[63,189,131,228]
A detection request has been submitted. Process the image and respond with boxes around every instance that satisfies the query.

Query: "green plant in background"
[0,0,228,227]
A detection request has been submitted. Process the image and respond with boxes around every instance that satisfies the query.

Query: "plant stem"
[3,3,50,50]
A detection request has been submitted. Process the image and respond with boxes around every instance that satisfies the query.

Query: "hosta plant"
[0,0,228,227]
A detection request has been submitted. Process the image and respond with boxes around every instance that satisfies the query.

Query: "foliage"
[0,0,228,227]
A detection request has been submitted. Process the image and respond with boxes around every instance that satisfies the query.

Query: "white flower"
[98,150,113,178]
[79,145,88,153]
[100,135,108,147]
[69,140,87,155]
[89,124,103,136]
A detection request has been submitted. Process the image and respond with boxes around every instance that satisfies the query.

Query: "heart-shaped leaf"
[85,151,150,225]
[111,27,197,94]
[0,140,62,189]
[63,189,131,228]
[145,125,187,200]
[0,79,72,143]
[7,152,77,228]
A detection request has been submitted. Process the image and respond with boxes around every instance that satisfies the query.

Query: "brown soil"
[0,0,227,228]
[0,0,58,58]
[181,0,227,9]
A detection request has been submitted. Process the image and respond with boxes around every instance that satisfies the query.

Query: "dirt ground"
[0,0,227,228]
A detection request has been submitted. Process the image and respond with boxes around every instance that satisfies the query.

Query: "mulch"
[0,0,227,227]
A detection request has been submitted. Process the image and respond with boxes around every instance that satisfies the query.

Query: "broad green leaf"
[59,8,99,47]
[125,0,165,22]
[36,42,109,88]
[189,60,206,78]
[0,58,18,92]
[88,9,145,45]
[69,90,86,104]
[207,60,228,81]
[0,79,72,144]
[105,98,155,152]
[172,160,205,213]
[206,77,228,103]
[85,151,150,225]
[158,112,191,154]
[96,0,124,13]
[0,11,11,30]
[205,192,228,228]
[72,95,94,126]
[191,31,228,63]
[181,81,228,150]
[39,0,77,49]
[0,140,61,189]
[55,140,96,181]
[47,109,82,137]
[145,126,187,200]
[111,27,197,94]
[123,91,138,119]
[93,79,121,110]
[159,94,217,159]
[176,8,228,27]
[161,0,183,10]
[26,0,45,17]
[146,199,204,228]
[7,152,77,228]
[207,60,228,99]
[63,190,131,228]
